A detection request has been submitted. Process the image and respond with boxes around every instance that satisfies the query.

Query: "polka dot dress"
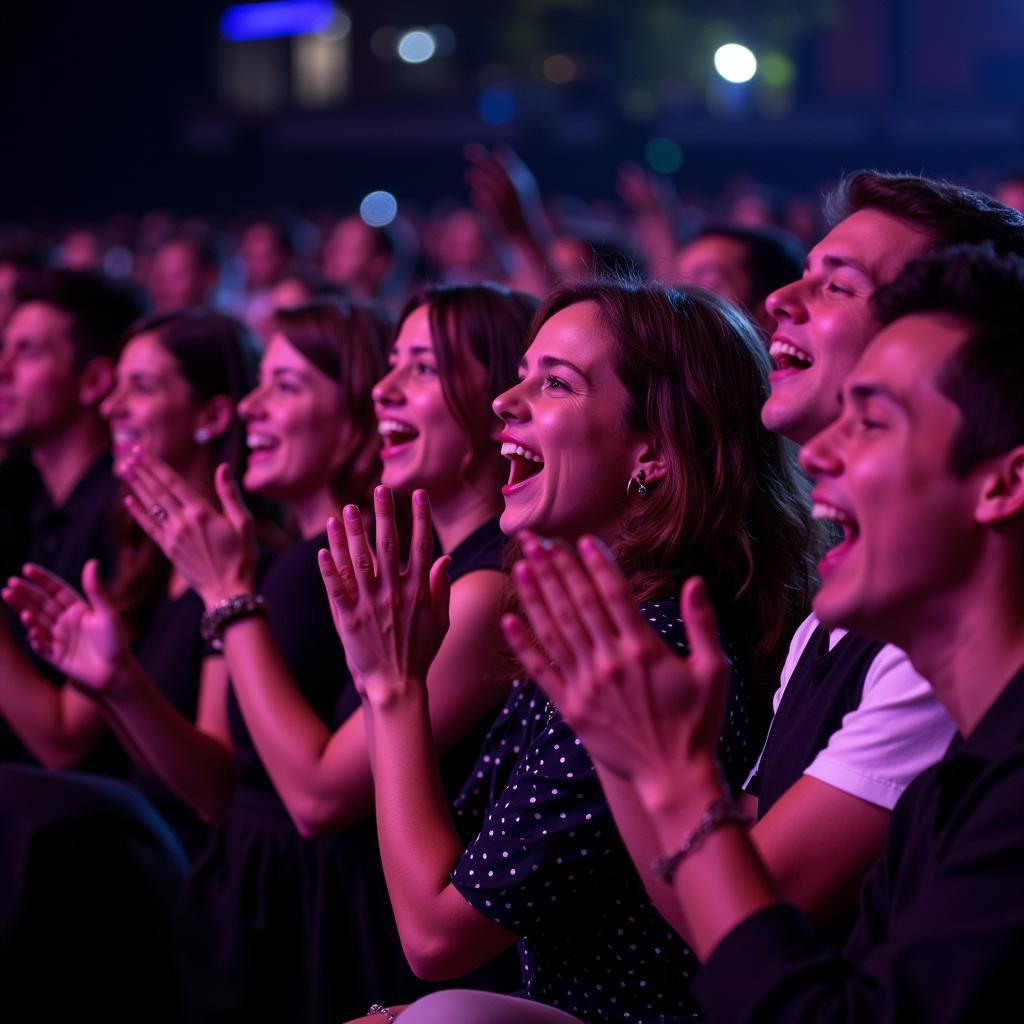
[451,599,761,1024]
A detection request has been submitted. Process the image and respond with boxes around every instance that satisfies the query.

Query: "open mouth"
[110,427,142,453]
[501,439,545,493]
[246,431,279,461]
[378,418,420,457]
[812,500,860,575]
[770,339,814,373]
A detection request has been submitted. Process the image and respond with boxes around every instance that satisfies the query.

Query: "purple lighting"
[220,2,338,42]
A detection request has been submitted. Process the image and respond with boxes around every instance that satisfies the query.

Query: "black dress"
[181,521,513,1024]
[450,598,763,1024]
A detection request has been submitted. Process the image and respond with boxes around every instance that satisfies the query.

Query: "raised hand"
[318,487,451,709]
[501,534,729,800]
[2,560,131,693]
[121,450,256,607]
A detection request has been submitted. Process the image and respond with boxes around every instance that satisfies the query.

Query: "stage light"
[644,137,683,175]
[714,43,757,84]
[397,29,436,64]
[221,2,337,42]
[360,191,398,227]
[477,87,516,126]
[318,9,351,41]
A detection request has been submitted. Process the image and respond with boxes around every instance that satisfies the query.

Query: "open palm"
[2,561,129,693]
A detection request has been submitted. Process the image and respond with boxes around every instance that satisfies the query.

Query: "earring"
[626,470,648,498]
[195,428,211,444]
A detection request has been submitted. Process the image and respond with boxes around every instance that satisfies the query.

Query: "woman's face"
[492,301,647,542]
[238,333,348,502]
[101,332,204,470]
[372,304,487,499]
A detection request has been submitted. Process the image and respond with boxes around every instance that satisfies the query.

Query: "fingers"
[214,463,251,532]
[578,536,646,636]
[511,557,574,673]
[547,542,618,643]
[520,535,592,662]
[123,493,169,546]
[318,545,356,614]
[373,486,401,586]
[501,613,566,704]
[81,560,114,616]
[20,563,81,608]
[2,578,55,623]
[407,489,435,583]
[680,577,729,685]
[133,451,192,507]
[122,452,184,513]
[342,504,376,591]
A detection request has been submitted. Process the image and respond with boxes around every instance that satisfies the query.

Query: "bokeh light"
[359,190,398,227]
[644,137,683,175]
[542,54,578,85]
[759,52,795,89]
[477,87,517,126]
[396,29,436,64]
[714,43,758,84]
[318,9,351,41]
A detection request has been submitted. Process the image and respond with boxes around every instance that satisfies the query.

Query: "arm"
[319,489,517,980]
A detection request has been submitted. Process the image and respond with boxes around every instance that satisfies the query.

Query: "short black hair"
[692,225,805,305]
[18,269,149,367]
[872,243,1024,475]
[826,171,1024,257]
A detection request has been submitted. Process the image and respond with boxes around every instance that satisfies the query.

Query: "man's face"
[762,209,929,444]
[0,302,83,444]
[673,235,755,309]
[800,312,983,643]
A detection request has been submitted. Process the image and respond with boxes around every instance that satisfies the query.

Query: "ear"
[629,434,668,486]
[197,395,235,443]
[76,356,116,409]
[975,445,1024,525]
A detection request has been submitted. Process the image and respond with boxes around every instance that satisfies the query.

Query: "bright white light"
[397,29,436,64]
[714,43,757,84]
[359,191,398,227]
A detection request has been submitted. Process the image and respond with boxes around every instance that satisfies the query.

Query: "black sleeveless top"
[747,624,884,818]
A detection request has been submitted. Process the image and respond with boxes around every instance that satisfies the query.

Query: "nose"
[765,276,808,326]
[799,417,844,479]
[237,384,264,422]
[372,365,404,407]
[492,378,529,423]
[99,382,125,420]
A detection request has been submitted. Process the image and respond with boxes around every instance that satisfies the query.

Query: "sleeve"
[450,719,613,935]
[694,762,1024,1024]
[803,644,957,810]
[743,614,825,795]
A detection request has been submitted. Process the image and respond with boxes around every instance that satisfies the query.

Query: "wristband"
[652,798,752,885]
[199,593,268,652]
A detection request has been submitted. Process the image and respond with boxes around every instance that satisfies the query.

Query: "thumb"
[82,560,114,615]
[215,463,251,530]
[429,556,452,633]
[680,577,728,686]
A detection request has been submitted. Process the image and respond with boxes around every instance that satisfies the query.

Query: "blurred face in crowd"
[762,209,928,444]
[800,313,982,644]
[241,223,291,290]
[323,217,391,297]
[0,302,92,444]
[373,304,486,502]
[149,240,216,312]
[492,301,651,543]
[60,230,104,270]
[674,235,755,309]
[0,264,20,331]
[101,332,220,470]
[238,333,348,504]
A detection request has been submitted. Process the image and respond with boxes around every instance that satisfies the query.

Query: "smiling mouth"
[812,501,860,574]
[501,441,545,492]
[378,418,420,456]
[246,431,279,460]
[770,339,814,373]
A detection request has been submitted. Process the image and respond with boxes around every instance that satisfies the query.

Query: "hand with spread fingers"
[120,449,256,608]
[501,533,730,801]
[318,486,451,709]
[2,560,132,694]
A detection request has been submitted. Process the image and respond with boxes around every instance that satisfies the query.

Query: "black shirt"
[451,599,762,1024]
[694,665,1024,1024]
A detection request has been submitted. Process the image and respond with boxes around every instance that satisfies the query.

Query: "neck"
[292,486,337,540]
[31,414,109,506]
[429,479,503,555]
[900,553,1024,737]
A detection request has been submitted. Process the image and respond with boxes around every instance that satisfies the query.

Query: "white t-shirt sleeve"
[804,642,957,810]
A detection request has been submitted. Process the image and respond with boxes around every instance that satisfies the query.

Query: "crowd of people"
[2,150,1024,1024]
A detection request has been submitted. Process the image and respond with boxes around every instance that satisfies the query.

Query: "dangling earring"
[195,427,211,444]
[626,470,648,498]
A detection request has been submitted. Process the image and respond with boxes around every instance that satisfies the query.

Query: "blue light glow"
[221,2,338,42]
[360,191,399,227]
[477,87,516,126]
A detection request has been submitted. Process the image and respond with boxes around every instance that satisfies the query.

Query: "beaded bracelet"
[652,798,752,885]
[199,594,269,652]
[368,1004,396,1024]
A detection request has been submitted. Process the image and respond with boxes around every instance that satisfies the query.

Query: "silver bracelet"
[367,1004,396,1024]
[199,593,268,652]
[652,798,752,885]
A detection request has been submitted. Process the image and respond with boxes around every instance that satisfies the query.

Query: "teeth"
[378,419,418,438]
[247,432,277,451]
[770,340,813,365]
[500,442,544,464]
[812,502,853,526]
[111,429,139,444]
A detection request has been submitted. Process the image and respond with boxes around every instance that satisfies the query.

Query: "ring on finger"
[150,504,168,523]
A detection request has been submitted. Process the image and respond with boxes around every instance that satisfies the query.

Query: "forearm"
[102,657,236,821]
[0,630,106,768]
[222,617,373,835]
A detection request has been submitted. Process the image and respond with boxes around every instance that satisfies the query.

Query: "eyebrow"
[390,345,434,358]
[518,354,592,384]
[820,254,875,282]
[267,365,312,383]
[848,382,907,410]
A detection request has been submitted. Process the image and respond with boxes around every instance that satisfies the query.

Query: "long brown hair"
[526,280,818,689]
[272,299,392,510]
